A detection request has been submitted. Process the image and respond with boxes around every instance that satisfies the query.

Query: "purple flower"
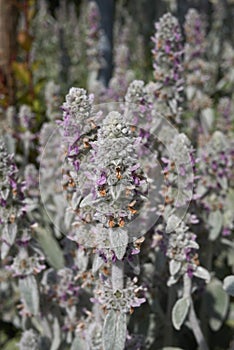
[96,172,107,186]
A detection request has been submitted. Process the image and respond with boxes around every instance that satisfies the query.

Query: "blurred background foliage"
[0,0,234,115]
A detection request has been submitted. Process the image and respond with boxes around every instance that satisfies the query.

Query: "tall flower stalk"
[151,12,184,124]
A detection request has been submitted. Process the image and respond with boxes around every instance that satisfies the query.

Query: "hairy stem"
[189,301,209,350]
[183,274,209,350]
[183,273,192,298]
[112,260,124,290]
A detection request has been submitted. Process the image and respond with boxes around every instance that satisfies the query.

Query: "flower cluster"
[8,248,45,277]
[125,80,153,131]
[18,105,34,130]
[196,131,234,238]
[62,87,95,143]
[164,215,208,285]
[42,267,80,309]
[159,133,194,211]
[86,1,102,73]
[151,12,184,122]
[91,111,147,228]
[18,329,40,350]
[0,141,24,259]
[94,277,146,313]
[38,117,67,237]
[217,97,232,133]
[23,164,39,212]
[62,88,148,246]
[184,9,206,59]
[218,42,234,93]
[184,9,215,113]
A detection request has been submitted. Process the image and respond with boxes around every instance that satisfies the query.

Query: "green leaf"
[71,336,88,350]
[172,297,190,331]
[1,241,11,260]
[169,260,181,276]
[3,223,17,245]
[223,275,234,296]
[103,310,127,350]
[193,266,210,283]
[19,275,39,315]
[208,210,223,241]
[34,227,65,269]
[205,277,229,331]
[1,223,18,258]
[109,228,128,260]
[79,193,93,208]
[201,108,214,133]
[92,254,104,274]
[50,317,61,350]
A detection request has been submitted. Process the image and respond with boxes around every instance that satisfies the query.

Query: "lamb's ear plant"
[150,13,212,350]
[1,4,234,350]
[85,1,102,91]
[61,87,150,349]
[151,12,184,125]
[184,8,216,137]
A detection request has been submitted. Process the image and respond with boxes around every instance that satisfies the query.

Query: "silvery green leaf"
[201,108,214,133]
[227,247,234,267]
[223,275,234,296]
[65,209,74,228]
[221,238,234,248]
[169,260,181,276]
[71,193,82,210]
[76,249,89,272]
[109,228,128,260]
[92,254,104,274]
[80,193,94,208]
[1,188,9,200]
[206,277,229,331]
[195,184,207,197]
[172,297,190,330]
[216,78,226,90]
[167,274,180,287]
[208,210,223,241]
[1,241,11,260]
[71,336,88,350]
[51,317,61,350]
[19,275,39,315]
[223,209,234,228]
[103,310,127,350]
[169,98,177,114]
[166,215,180,233]
[193,266,210,283]
[186,86,196,100]
[226,189,234,209]
[187,240,199,250]
[103,310,117,350]
[219,176,228,190]
[115,313,127,350]
[3,223,17,245]
[35,227,65,269]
